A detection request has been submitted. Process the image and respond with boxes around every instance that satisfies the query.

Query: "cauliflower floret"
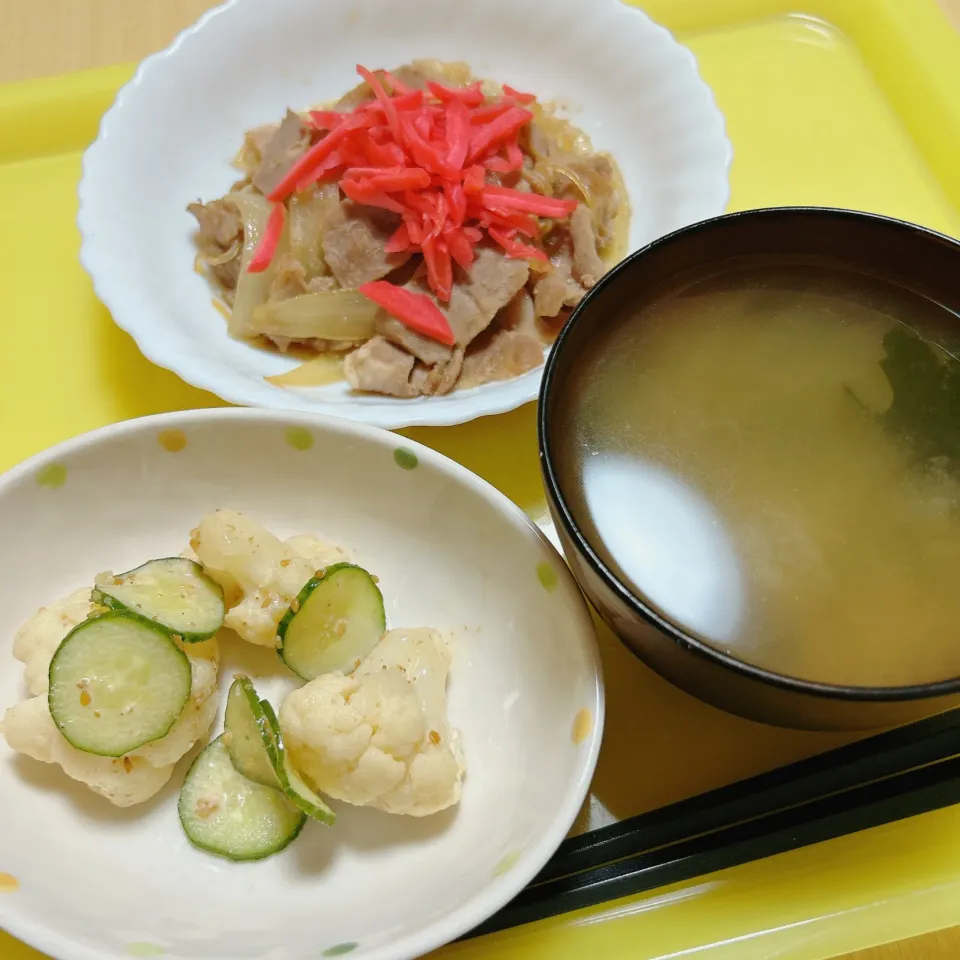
[285,534,349,572]
[2,698,173,806]
[13,588,93,695]
[280,628,464,816]
[190,509,349,647]
[281,670,424,805]
[3,595,220,807]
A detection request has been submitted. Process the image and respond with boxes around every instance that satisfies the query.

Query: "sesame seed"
[196,796,220,818]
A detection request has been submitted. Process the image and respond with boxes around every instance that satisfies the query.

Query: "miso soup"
[560,259,960,687]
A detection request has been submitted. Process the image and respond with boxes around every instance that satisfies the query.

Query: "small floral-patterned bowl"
[0,408,602,960]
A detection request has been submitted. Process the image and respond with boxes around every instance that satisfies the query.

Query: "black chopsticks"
[464,708,960,939]
[537,706,960,883]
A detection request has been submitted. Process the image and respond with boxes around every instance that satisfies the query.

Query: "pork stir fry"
[189,60,629,397]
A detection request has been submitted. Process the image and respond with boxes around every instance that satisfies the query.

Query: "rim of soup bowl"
[538,205,960,703]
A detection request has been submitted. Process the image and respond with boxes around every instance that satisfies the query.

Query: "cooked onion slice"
[252,291,378,341]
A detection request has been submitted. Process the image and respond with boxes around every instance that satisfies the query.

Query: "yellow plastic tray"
[1,1,959,958]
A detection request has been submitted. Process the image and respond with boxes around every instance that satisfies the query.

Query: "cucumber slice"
[48,611,192,757]
[261,700,336,825]
[178,736,305,861]
[93,558,224,643]
[277,563,385,680]
[222,677,335,825]
[223,676,281,789]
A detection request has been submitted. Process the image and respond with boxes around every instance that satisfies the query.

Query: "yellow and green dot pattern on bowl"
[157,429,187,453]
[36,463,67,488]
[126,944,165,958]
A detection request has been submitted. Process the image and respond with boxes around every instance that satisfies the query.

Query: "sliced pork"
[251,110,310,197]
[533,239,586,319]
[343,336,417,397]
[378,247,530,368]
[569,205,605,289]
[188,198,243,301]
[460,329,544,390]
[322,202,411,289]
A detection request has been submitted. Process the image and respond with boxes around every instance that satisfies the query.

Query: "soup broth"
[562,259,960,687]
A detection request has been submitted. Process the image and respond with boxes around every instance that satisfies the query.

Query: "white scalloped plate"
[0,408,602,960]
[78,0,731,429]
